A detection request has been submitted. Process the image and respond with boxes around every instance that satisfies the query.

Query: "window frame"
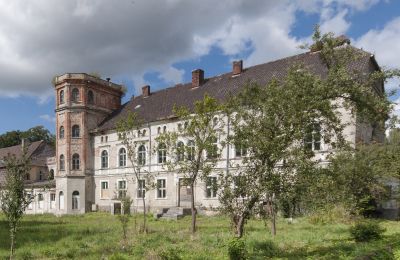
[206,177,218,198]
[156,178,167,199]
[119,147,126,167]
[71,88,80,102]
[158,143,167,164]
[59,126,65,139]
[137,179,146,199]
[72,125,80,138]
[59,154,65,171]
[117,180,127,199]
[138,145,146,166]
[72,153,80,170]
[101,150,109,169]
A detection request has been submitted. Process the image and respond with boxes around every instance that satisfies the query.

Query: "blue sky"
[0,0,400,134]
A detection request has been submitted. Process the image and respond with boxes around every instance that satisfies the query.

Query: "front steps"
[154,207,191,220]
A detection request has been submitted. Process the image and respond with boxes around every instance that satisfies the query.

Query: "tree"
[116,112,154,233]
[0,126,55,149]
[157,94,224,234]
[0,145,33,259]
[117,195,133,242]
[220,27,396,238]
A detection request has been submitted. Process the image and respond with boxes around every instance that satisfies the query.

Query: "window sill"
[155,197,168,200]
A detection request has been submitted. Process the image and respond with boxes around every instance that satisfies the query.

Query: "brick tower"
[54,74,124,214]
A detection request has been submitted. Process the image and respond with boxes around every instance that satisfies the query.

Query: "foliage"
[0,145,33,259]
[117,196,133,241]
[227,238,247,260]
[350,220,385,242]
[157,245,182,260]
[116,111,155,234]
[0,126,55,149]
[156,94,224,234]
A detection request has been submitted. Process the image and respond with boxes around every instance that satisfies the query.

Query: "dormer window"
[71,88,80,102]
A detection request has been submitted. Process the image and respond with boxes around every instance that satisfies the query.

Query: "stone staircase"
[154,207,191,220]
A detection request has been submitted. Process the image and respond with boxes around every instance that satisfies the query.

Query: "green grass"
[0,213,400,259]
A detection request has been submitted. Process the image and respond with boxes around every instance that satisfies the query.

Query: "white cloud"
[158,66,185,85]
[320,9,350,35]
[39,114,56,123]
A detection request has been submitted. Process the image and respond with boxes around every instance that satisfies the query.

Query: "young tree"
[117,195,133,241]
[220,27,396,238]
[157,94,224,234]
[0,145,33,259]
[116,112,154,233]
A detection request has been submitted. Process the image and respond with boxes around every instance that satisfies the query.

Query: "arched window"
[157,127,161,134]
[59,191,64,210]
[101,150,108,169]
[59,154,65,171]
[142,130,146,136]
[72,191,79,210]
[71,88,80,102]
[72,154,80,170]
[163,126,167,133]
[207,136,218,159]
[88,90,94,104]
[59,90,65,104]
[177,141,184,162]
[304,123,321,151]
[138,145,146,166]
[119,148,126,167]
[49,169,54,180]
[213,117,218,127]
[158,143,166,164]
[187,140,195,161]
[72,125,80,138]
[59,126,64,139]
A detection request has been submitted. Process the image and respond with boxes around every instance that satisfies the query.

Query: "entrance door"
[178,178,192,207]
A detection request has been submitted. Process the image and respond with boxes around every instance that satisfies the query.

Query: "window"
[50,193,56,209]
[177,123,182,131]
[118,180,127,199]
[206,177,218,198]
[235,142,248,157]
[187,140,195,161]
[72,153,80,170]
[38,193,44,209]
[137,180,146,198]
[100,181,109,199]
[59,126,64,139]
[177,141,184,162]
[163,126,167,133]
[39,171,43,181]
[28,193,33,210]
[72,191,79,210]
[72,125,80,138]
[157,127,161,134]
[59,90,65,104]
[207,136,218,159]
[119,148,126,167]
[88,90,94,104]
[138,145,146,166]
[304,123,321,151]
[213,117,218,127]
[26,173,30,180]
[71,88,80,102]
[158,143,167,164]
[59,191,64,210]
[142,130,146,136]
[59,154,65,171]
[157,179,166,198]
[101,150,108,169]
[49,169,54,180]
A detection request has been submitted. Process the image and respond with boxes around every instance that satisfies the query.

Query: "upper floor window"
[72,125,80,138]
[72,153,80,170]
[206,177,218,198]
[59,154,65,171]
[158,143,167,164]
[157,127,161,134]
[59,126,65,139]
[49,169,54,180]
[101,150,108,169]
[187,140,195,161]
[163,126,167,133]
[72,191,79,210]
[71,88,80,102]
[207,136,218,159]
[39,171,43,181]
[88,90,94,104]
[177,141,184,162]
[119,148,126,167]
[59,90,65,104]
[304,123,321,151]
[235,142,248,157]
[138,145,146,166]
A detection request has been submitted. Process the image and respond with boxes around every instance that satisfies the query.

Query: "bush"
[228,238,247,260]
[158,246,182,260]
[350,220,385,242]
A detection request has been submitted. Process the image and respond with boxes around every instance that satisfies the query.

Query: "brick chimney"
[192,69,204,88]
[232,60,243,76]
[142,85,150,97]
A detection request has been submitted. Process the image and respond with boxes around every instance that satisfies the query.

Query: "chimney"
[232,60,243,76]
[142,85,150,97]
[106,77,111,82]
[192,69,204,88]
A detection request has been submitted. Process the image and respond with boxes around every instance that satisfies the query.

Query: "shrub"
[350,220,385,242]
[228,238,247,260]
[158,246,182,260]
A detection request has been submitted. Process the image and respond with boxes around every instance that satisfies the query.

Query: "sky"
[0,0,400,134]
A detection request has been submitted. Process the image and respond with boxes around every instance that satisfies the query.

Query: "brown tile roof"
[97,46,376,132]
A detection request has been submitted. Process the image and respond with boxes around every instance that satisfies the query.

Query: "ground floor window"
[101,181,109,199]
[118,180,127,199]
[72,191,79,210]
[157,179,166,198]
[137,179,146,198]
[38,193,44,209]
[50,193,56,209]
[59,191,64,210]
[206,177,218,198]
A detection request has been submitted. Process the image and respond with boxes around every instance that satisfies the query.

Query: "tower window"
[72,125,80,138]
[88,90,94,104]
[71,88,80,102]
[59,90,65,104]
[72,154,80,170]
[59,126,64,139]
[59,154,65,171]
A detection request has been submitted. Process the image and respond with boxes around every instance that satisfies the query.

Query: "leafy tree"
[116,112,154,233]
[0,145,33,259]
[220,27,396,238]
[0,126,55,149]
[157,94,224,234]
[117,195,133,241]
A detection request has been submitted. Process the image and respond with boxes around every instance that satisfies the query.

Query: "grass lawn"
[0,212,400,259]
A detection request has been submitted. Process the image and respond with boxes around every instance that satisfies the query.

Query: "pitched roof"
[0,141,54,168]
[97,46,376,132]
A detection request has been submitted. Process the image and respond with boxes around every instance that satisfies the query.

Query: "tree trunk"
[269,198,276,237]
[10,225,16,260]
[235,215,246,238]
[142,196,147,234]
[190,183,196,234]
